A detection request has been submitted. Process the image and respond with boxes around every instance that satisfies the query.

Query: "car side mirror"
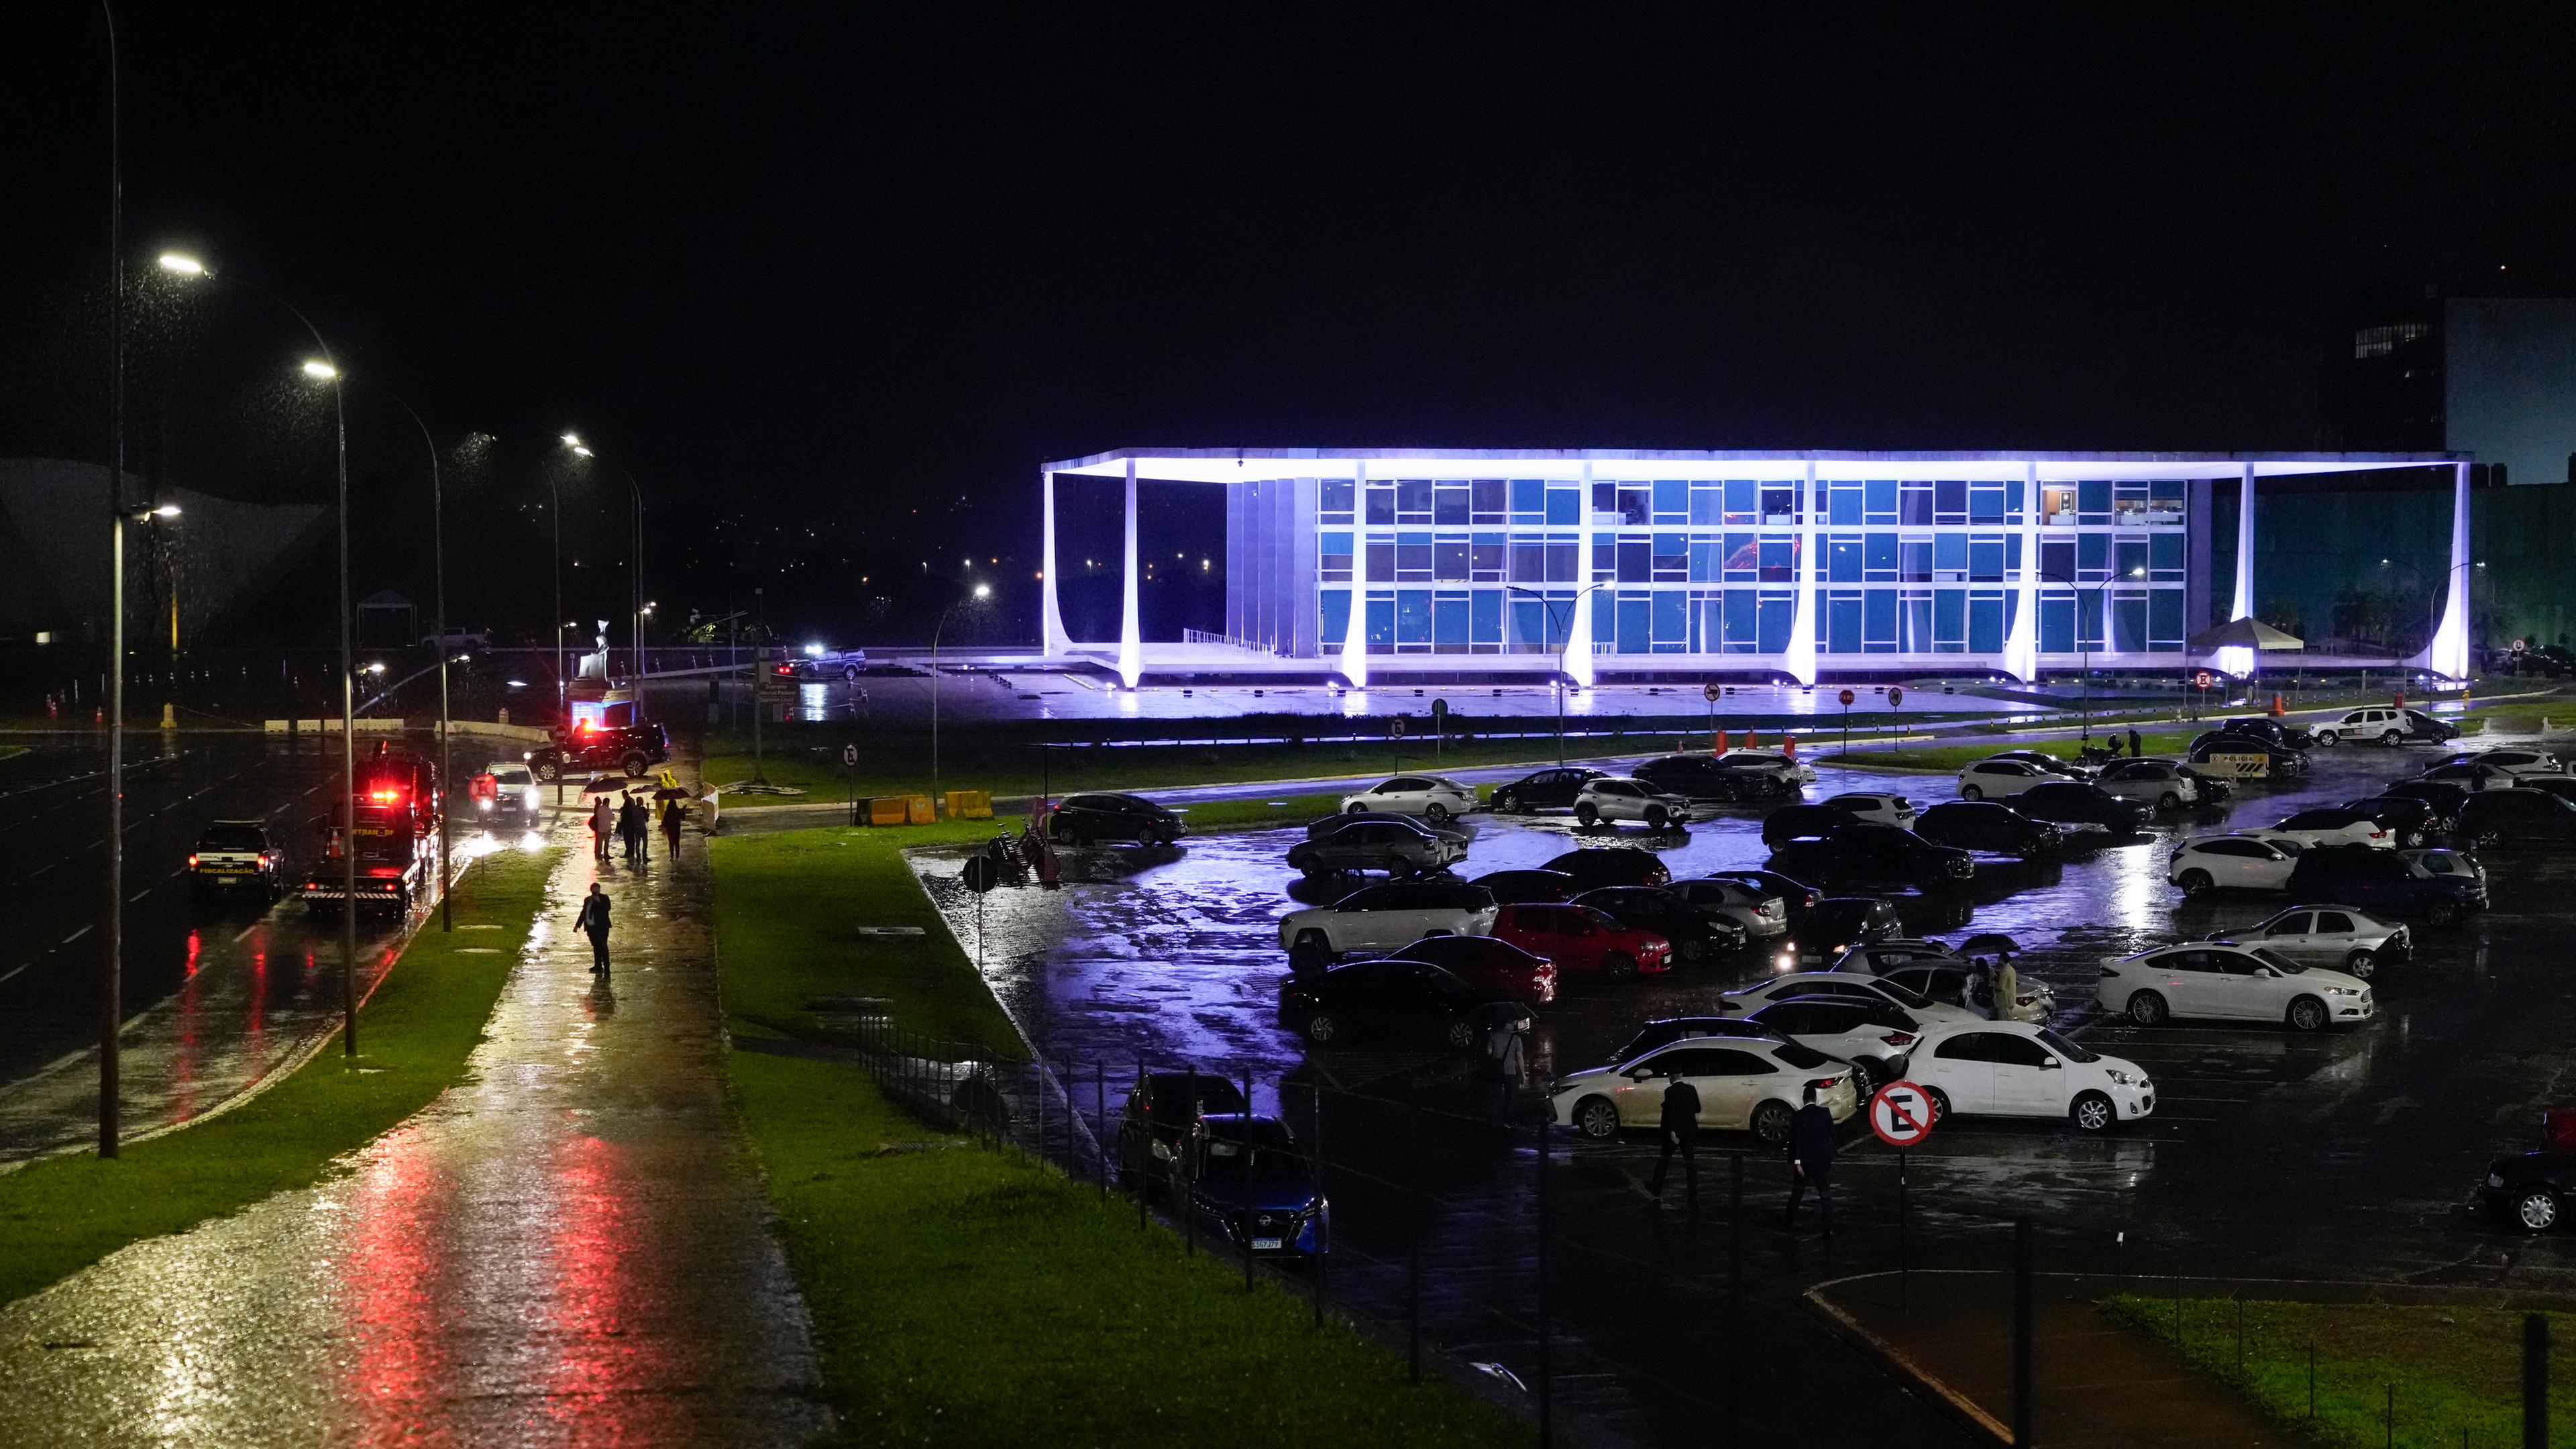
[2039,1057,2061,1069]
[2257,967,2279,978]
[1627,1067,1656,1081]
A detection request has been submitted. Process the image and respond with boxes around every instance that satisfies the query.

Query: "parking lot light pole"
[2039,566,2145,746]
[929,582,991,818]
[160,253,360,1057]
[1507,583,1607,767]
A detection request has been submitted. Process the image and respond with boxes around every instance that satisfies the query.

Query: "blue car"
[1185,1114,1328,1258]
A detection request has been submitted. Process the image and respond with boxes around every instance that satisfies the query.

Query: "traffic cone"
[2269,693,2284,717]
[1782,734,1799,760]
[1714,728,1729,755]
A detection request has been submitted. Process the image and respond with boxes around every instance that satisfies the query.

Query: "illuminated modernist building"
[1036,450,2470,686]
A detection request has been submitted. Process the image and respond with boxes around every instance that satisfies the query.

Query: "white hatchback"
[1826,792,1917,828]
[1550,1036,1859,1146]
[1907,1021,2155,1131]
[1572,777,1697,830]
[1716,749,1814,787]
[1339,775,1479,824]
[2167,832,2306,896]
[1957,757,2048,800]
[2095,942,2375,1031]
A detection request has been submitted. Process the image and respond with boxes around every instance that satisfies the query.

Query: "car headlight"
[2326,985,2360,997]
[2490,1172,2507,1187]
[2104,1069,2134,1086]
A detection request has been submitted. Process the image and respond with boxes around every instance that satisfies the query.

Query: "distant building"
[2325,288,2576,486]
[1036,449,2469,686]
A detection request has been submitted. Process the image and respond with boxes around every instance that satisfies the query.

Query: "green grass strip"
[1839,731,2198,773]
[2102,1294,2575,1448]
[0,846,561,1308]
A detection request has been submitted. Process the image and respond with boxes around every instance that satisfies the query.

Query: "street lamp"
[561,437,647,722]
[1505,583,1609,766]
[305,364,461,929]
[160,251,362,1059]
[2037,566,2146,743]
[930,581,993,817]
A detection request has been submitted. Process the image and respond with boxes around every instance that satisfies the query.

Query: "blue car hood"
[1194,1178,1321,1214]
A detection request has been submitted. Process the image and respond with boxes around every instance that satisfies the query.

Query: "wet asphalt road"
[915,739,2576,1446]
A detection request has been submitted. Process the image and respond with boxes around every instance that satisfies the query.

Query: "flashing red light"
[368,787,402,805]
[368,867,401,877]
[187,853,200,868]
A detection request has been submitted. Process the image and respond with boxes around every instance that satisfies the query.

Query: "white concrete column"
[2214,462,2258,677]
[1040,470,1071,657]
[2409,460,2475,678]
[1337,463,1369,688]
[1997,463,2039,682]
[1567,464,1597,686]
[1778,463,1818,685]
[1117,458,1142,688]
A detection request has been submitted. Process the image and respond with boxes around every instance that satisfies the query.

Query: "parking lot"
[910,737,2576,1445]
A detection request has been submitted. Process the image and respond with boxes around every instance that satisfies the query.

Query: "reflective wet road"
[0,814,829,1448]
[914,738,2576,1445]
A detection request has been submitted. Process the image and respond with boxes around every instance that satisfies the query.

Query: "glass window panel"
[1547,541,1578,582]
[1827,592,1863,653]
[1725,532,1759,580]
[1396,590,1433,643]
[1653,590,1686,645]
[1934,533,1968,579]
[1510,478,1547,521]
[1865,588,1898,649]
[2114,537,2149,582]
[2112,592,2148,652]
[1866,532,1898,580]
[1901,537,1934,582]
[1615,538,1649,583]
[1321,589,1351,645]
[1320,479,1356,522]
[1970,484,2005,525]
[1546,485,1580,527]
[1397,539,1432,581]
[1828,536,1864,583]
[2149,531,2184,578]
[1725,588,1760,650]
[2149,586,2184,647]
[1935,479,1968,524]
[1691,484,1723,525]
[1934,588,1966,649]
[1593,592,1616,645]
[1760,482,1799,523]
[2076,531,2108,578]
[1470,539,1505,580]
[1617,485,1652,525]
[1900,480,1934,525]
[1365,485,1395,525]
[1365,593,1395,649]
[1434,593,1471,649]
[1829,483,1864,526]
[1366,541,1396,580]
[1865,478,1898,523]
[2076,590,2104,647]
[1434,485,1470,526]
[1470,479,1507,520]
[1434,541,1470,581]
[2041,594,2075,653]
[1725,478,1758,523]
[1397,478,1434,521]
[1654,479,1688,522]
[1759,537,1799,582]
[2078,478,2112,519]
[1754,592,1791,652]
[1968,539,2004,582]
[2006,533,2023,577]
[2006,477,2025,519]
[1471,588,1503,643]
[1689,539,1720,582]
[1902,591,1934,652]
[1968,592,2005,653]
[2041,484,2078,526]
[1508,541,1547,582]
[2040,537,2076,585]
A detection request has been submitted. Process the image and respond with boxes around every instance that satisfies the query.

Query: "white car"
[1826,792,1916,828]
[480,761,543,822]
[1665,877,1790,939]
[2167,832,2306,896]
[1550,1036,1860,1146]
[1717,970,1981,1026]
[1338,775,1480,824]
[2222,906,2410,977]
[2095,941,2374,1031]
[1572,777,1697,830]
[2092,759,2200,810]
[2417,762,2522,793]
[2312,707,2413,747]
[1957,757,2049,800]
[1716,749,1813,787]
[2430,749,2563,779]
[2266,807,2392,850]
[1872,960,2055,1025]
[1907,1021,2154,1131]
[1279,880,1497,959]
[1740,996,1923,1096]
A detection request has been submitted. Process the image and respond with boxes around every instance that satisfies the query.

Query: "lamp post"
[929,581,992,818]
[99,0,129,1159]
[562,437,647,716]
[2038,566,2145,744]
[1506,583,1607,767]
[159,253,360,1058]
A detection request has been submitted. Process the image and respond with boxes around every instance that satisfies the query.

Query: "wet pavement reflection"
[0,816,829,1448]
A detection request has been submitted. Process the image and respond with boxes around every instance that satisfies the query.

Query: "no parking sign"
[1870,1080,1937,1149]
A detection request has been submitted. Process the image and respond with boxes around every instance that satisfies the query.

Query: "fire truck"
[300,742,441,917]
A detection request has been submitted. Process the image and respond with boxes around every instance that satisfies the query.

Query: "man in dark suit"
[1785,1084,1839,1235]
[1647,1073,1701,1216]
[575,883,613,977]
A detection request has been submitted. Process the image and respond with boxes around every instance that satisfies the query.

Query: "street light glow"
[973,583,992,599]
[148,504,180,518]
[365,661,387,675]
[156,253,205,276]
[572,445,593,457]
[560,433,582,449]
[301,359,338,380]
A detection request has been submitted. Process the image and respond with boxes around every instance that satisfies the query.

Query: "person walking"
[1994,955,2021,1022]
[589,794,613,861]
[2128,724,2143,758]
[1482,1005,1526,1122]
[1646,1072,1701,1216]
[1784,1084,1839,1236]
[620,794,647,864]
[575,882,613,977]
[659,796,685,855]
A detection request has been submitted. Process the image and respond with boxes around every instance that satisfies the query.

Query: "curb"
[1801,1277,2012,1448]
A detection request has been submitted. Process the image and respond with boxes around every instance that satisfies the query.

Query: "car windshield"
[197,825,266,851]
[489,765,532,784]
[1199,1125,1309,1181]
[2250,947,2306,974]
[1866,977,1933,1008]
[2035,1028,2098,1063]
[1771,1042,1831,1070]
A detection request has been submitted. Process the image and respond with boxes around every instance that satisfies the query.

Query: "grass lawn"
[0,745,25,763]
[0,845,560,1309]
[2102,1294,2572,1448]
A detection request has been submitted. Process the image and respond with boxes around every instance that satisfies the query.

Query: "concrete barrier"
[945,790,993,820]
[264,718,405,733]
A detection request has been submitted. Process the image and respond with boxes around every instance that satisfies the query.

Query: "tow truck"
[299,743,440,917]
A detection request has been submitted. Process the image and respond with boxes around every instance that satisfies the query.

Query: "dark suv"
[1489,767,1609,814]
[1277,958,1527,1049]
[2283,843,2487,927]
[528,720,671,781]
[2456,788,2576,849]
[1049,792,1185,847]
[189,820,284,901]
[1116,1071,1250,1192]
[1788,896,1907,967]
[1633,754,1782,804]
[2219,717,2316,751]
[1767,822,1974,890]
[2015,781,2149,835]
[1915,800,2063,859]
[1574,885,1750,963]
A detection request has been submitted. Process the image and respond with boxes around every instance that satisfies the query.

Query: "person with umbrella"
[620,790,649,863]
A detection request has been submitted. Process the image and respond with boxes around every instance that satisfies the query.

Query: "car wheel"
[1574,1096,1621,1140]
[622,753,649,777]
[1136,824,1167,848]
[1676,935,1705,964]
[1924,1087,1952,1122]
[2469,826,2506,849]
[1847,1058,1883,1099]
[1495,791,1521,814]
[2381,731,2402,747]
[1426,803,1451,825]
[1346,801,1368,815]
[2315,729,2338,747]
[2127,991,2169,1026]
[2157,792,2180,811]
[2177,869,2215,898]
[1961,784,1984,801]
[843,665,861,682]
[1602,951,1638,983]
[2286,996,2329,1032]
[535,757,561,783]
[1444,1018,1478,1051]
[2427,898,2465,929]
[1301,1010,1342,1045]
[1645,806,1669,831]
[2515,1188,2561,1233]
[2070,1091,2116,1132]
[1057,820,1087,846]
[1750,1100,1794,1147]
[2344,949,2377,978]
[1575,803,1600,827]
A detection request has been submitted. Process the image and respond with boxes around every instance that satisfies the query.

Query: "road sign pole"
[1899,1149,1909,1311]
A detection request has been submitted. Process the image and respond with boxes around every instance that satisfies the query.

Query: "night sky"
[8,7,2575,646]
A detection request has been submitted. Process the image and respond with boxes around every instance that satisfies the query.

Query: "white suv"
[1908,1021,2154,1131]
[1573,777,1696,830]
[1957,757,2047,800]
[2168,831,2305,896]
[2312,708,2409,747]
[1279,881,1497,960]
[2095,942,2374,1031]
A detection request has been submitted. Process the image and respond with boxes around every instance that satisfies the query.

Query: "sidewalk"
[0,818,831,1446]
[1809,1270,2298,1448]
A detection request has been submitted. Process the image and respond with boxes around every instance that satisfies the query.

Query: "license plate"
[1252,1237,1283,1251]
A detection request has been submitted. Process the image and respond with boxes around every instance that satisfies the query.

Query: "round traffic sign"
[1703,682,1721,702]
[1837,688,1856,708]
[1870,1080,1937,1148]
[1389,717,1409,738]
[961,855,1000,894]
[2194,670,2214,690]
[841,743,860,767]
[1888,686,1904,706]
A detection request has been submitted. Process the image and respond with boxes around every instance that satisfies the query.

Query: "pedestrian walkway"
[0,817,831,1447]
[1810,1270,2293,1447]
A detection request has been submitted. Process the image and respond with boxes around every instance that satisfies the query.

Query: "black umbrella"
[1958,932,2021,957]
[579,774,625,796]
[653,786,692,801]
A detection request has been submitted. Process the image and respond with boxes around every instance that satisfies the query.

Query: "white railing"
[1180,629,1273,653]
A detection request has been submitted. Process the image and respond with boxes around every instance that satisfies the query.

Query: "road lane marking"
[60,926,91,945]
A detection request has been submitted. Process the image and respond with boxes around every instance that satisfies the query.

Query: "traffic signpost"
[1390,714,1407,773]
[1838,687,1856,756]
[1432,697,1448,763]
[1704,682,1721,753]
[2194,669,2213,720]
[843,741,861,825]
[1870,1079,1935,1308]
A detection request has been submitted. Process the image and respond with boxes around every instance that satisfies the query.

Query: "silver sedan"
[2213,906,2410,978]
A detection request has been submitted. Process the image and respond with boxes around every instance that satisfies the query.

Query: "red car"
[1387,934,1558,1007]
[1491,903,1672,981]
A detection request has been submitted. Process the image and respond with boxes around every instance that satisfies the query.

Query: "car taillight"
[259,854,273,867]
[368,867,400,877]
[1807,1077,1845,1093]
[1880,1032,1917,1046]
[187,854,200,868]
